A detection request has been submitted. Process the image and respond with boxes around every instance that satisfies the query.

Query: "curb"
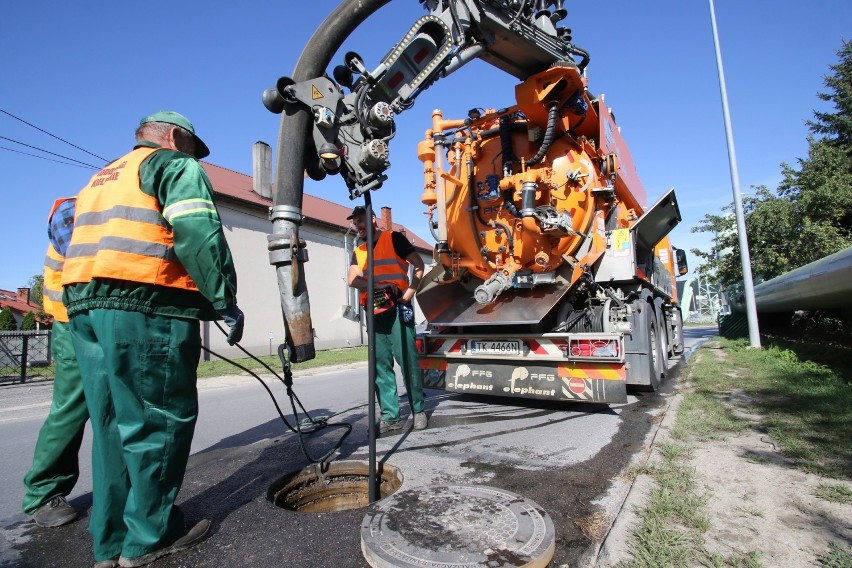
[586,337,710,567]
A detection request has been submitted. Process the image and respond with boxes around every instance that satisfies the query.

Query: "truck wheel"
[646,309,663,391]
[655,305,669,380]
[672,308,685,356]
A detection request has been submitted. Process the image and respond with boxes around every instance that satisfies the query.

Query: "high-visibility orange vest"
[62,147,199,291]
[43,197,76,323]
[43,244,68,323]
[354,231,409,306]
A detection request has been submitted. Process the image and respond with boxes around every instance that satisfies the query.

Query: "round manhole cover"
[361,484,555,567]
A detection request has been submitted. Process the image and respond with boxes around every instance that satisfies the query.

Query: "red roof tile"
[201,162,432,252]
[0,289,39,316]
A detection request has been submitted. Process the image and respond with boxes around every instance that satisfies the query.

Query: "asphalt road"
[0,325,717,568]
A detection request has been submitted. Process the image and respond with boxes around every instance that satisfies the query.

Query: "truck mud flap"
[420,360,627,404]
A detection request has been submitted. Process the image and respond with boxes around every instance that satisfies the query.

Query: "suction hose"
[270,0,390,364]
[526,102,559,167]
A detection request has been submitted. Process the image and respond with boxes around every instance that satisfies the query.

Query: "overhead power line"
[0,107,109,162]
[0,135,101,169]
[0,145,98,169]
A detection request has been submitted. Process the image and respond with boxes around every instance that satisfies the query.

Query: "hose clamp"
[267,235,309,265]
[269,205,303,224]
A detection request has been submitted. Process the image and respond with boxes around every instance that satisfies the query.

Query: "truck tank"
[418,63,656,328]
[414,63,685,403]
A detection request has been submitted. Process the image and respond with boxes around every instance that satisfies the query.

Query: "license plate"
[469,340,521,355]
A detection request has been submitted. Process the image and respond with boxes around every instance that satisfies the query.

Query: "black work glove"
[219,304,245,345]
[397,301,414,324]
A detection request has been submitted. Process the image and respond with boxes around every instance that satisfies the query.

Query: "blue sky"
[1,0,849,293]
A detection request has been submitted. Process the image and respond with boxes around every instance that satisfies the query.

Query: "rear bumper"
[420,358,627,404]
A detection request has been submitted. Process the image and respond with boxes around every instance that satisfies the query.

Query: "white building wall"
[205,203,363,360]
[204,201,432,360]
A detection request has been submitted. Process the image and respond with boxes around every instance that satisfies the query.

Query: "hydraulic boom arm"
[262,0,590,361]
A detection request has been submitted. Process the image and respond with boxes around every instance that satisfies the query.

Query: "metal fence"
[0,330,53,383]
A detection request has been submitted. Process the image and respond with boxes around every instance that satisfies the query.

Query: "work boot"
[32,496,77,528]
[118,519,211,567]
[413,412,428,431]
[379,420,403,434]
[93,557,119,568]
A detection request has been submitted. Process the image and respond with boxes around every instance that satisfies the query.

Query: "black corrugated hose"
[202,322,351,465]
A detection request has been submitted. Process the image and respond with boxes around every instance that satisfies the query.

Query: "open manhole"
[268,460,403,513]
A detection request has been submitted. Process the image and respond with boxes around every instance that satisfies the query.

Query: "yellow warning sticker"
[612,229,630,250]
[311,85,323,100]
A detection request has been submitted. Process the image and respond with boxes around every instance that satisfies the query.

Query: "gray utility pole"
[708,0,761,348]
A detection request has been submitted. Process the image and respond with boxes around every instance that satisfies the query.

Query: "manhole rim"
[267,459,404,513]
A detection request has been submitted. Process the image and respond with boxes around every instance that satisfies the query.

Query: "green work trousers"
[373,306,425,421]
[22,321,89,515]
[69,308,200,562]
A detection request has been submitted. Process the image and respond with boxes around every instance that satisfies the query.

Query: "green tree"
[739,186,798,279]
[690,207,737,283]
[692,41,852,286]
[28,274,44,307]
[21,311,37,330]
[0,308,16,331]
[691,187,797,286]
[27,273,49,322]
[807,40,852,152]
[776,138,852,263]
[776,40,852,263]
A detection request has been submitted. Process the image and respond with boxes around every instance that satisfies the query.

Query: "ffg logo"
[503,367,557,397]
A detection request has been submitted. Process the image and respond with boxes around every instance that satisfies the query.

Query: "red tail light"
[568,338,619,358]
[415,337,426,354]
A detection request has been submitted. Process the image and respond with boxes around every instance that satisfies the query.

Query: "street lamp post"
[707,0,761,348]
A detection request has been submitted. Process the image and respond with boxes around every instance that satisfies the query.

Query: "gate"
[0,330,52,383]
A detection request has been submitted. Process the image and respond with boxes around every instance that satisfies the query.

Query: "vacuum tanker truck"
[413,63,688,404]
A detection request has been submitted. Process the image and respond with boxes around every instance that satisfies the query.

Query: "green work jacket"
[64,141,237,321]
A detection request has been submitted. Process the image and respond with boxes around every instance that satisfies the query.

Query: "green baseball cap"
[139,110,210,159]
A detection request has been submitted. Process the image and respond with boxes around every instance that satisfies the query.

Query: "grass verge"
[196,346,368,378]
[815,483,852,505]
[621,336,852,567]
[10,346,368,383]
[622,442,708,567]
[818,543,852,568]
[672,336,851,479]
[718,339,852,479]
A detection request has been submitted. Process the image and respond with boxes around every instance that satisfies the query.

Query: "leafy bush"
[0,308,16,331]
[21,311,37,330]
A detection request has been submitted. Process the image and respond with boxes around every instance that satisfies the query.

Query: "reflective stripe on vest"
[354,231,409,306]
[61,147,199,291]
[43,244,68,322]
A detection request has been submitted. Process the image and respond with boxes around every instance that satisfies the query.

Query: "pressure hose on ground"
[201,321,352,465]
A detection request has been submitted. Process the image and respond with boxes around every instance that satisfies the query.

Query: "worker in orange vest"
[22,197,87,529]
[61,111,242,568]
[347,205,428,434]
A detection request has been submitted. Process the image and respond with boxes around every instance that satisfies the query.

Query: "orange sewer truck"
[413,64,688,404]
